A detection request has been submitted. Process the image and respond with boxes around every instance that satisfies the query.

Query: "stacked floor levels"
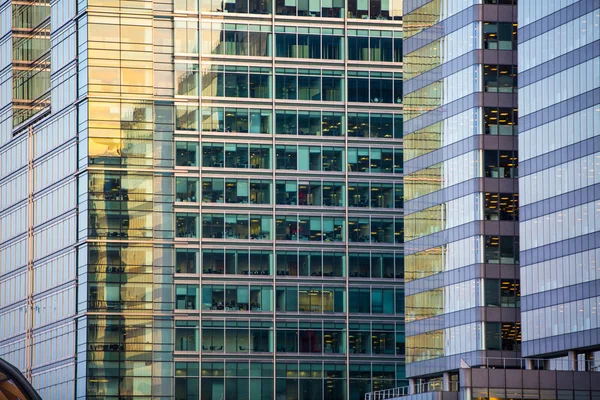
[0,0,406,399]
[402,0,520,386]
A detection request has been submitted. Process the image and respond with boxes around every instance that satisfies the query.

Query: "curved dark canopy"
[0,358,42,400]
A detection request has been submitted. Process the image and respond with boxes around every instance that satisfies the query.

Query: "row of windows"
[405,235,520,282]
[33,144,76,193]
[0,270,26,307]
[404,65,478,121]
[34,215,76,261]
[176,65,403,104]
[174,321,403,356]
[404,105,517,166]
[89,173,152,198]
[0,137,26,180]
[519,0,575,25]
[405,237,474,281]
[0,172,26,213]
[403,108,479,161]
[404,151,479,201]
[523,295,600,342]
[177,142,403,174]
[520,152,600,206]
[406,322,480,363]
[33,108,76,159]
[403,0,516,40]
[519,10,600,71]
[483,106,518,135]
[403,23,478,81]
[519,106,599,162]
[280,29,402,62]
[484,150,518,178]
[88,281,153,312]
[0,205,26,243]
[34,180,75,226]
[0,237,28,278]
[404,107,516,167]
[177,106,404,138]
[33,251,76,296]
[176,24,402,62]
[50,24,76,74]
[177,359,402,378]
[405,280,479,322]
[31,322,75,369]
[519,57,600,116]
[178,248,403,279]
[174,285,403,314]
[404,22,516,84]
[176,21,271,55]
[173,361,404,400]
[86,375,151,398]
[175,177,403,208]
[86,99,404,136]
[84,314,159,400]
[88,207,152,240]
[404,191,518,241]
[521,247,600,297]
[176,213,403,243]
[404,195,475,241]
[174,0,402,19]
[404,150,517,203]
[33,286,75,328]
[521,199,600,251]
[87,244,153,270]
[483,64,518,94]
[483,21,517,50]
[406,85,517,135]
[406,321,520,363]
[0,305,26,341]
[32,363,74,400]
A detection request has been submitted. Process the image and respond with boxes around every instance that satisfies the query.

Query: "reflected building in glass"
[402,0,520,387]
[518,1,600,364]
[0,0,405,399]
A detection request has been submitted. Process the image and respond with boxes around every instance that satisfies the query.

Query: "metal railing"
[365,381,458,400]
[364,386,410,400]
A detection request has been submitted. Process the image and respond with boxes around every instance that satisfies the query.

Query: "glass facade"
[518,1,600,358]
[402,0,520,380]
[0,1,404,400]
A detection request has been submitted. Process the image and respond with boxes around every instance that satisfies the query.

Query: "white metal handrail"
[365,381,452,400]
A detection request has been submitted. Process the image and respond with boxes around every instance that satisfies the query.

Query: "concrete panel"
[539,370,557,389]
[556,371,574,390]
[572,372,590,390]
[505,370,523,388]
[521,370,540,389]
[488,369,506,388]
[591,372,600,391]
[471,369,489,388]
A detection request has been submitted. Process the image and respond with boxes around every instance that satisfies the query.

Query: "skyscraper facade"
[518,1,600,362]
[365,1,600,399]
[0,1,406,400]
[402,0,519,385]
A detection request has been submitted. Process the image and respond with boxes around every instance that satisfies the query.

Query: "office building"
[0,0,405,399]
[366,1,600,399]
[402,0,519,384]
[518,0,600,364]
